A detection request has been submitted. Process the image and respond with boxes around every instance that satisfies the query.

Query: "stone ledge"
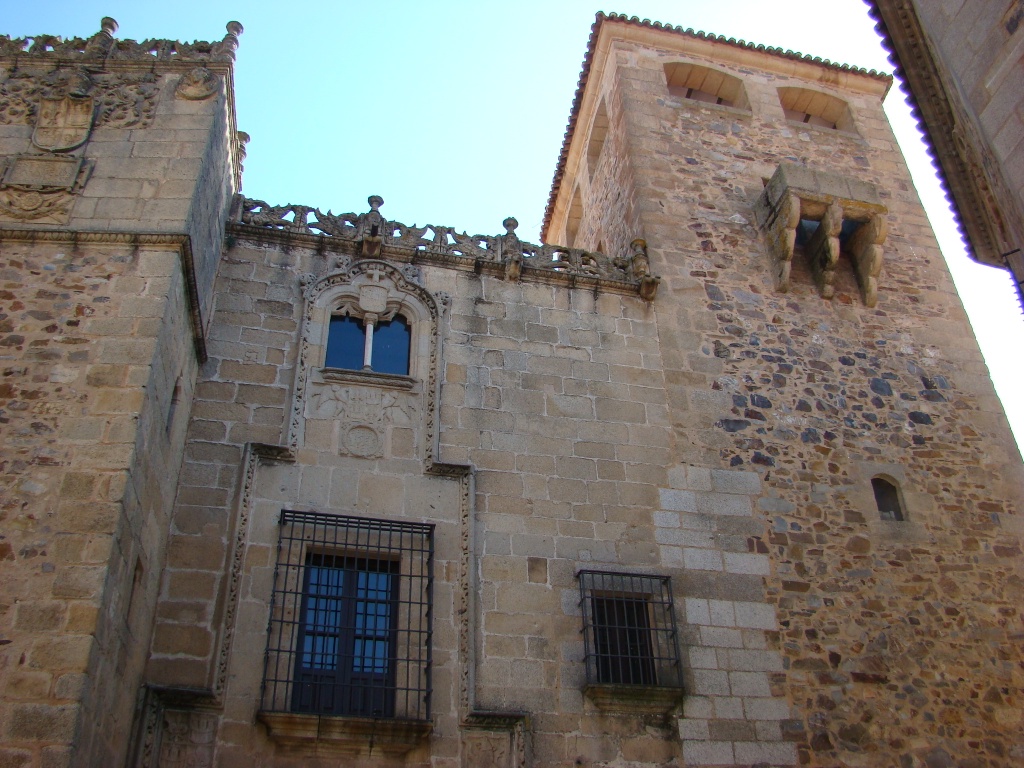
[319,367,417,390]
[583,684,685,715]
[257,711,432,757]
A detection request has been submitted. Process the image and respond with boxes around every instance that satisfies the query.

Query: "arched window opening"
[566,186,583,248]
[778,86,854,132]
[872,477,904,521]
[587,99,609,182]
[326,313,411,376]
[664,63,748,110]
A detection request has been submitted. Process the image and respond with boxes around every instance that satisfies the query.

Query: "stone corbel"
[807,201,843,299]
[756,162,888,305]
[764,190,801,292]
[848,213,887,308]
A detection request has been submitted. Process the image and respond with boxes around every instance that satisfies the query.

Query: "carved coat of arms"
[32,95,95,152]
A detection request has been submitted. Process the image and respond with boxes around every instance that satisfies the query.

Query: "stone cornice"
[867,0,1012,270]
[229,195,660,300]
[0,226,207,362]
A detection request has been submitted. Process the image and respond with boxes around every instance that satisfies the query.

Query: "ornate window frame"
[288,258,447,463]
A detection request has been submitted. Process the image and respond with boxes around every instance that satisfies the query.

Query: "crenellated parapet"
[233,195,661,300]
[0,17,243,65]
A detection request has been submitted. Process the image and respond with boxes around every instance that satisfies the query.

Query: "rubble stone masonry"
[0,12,1022,768]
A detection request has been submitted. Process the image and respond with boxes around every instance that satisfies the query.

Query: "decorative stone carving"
[0,154,92,224]
[755,162,888,306]
[307,385,417,459]
[32,69,94,151]
[500,216,523,281]
[463,732,512,767]
[618,238,660,300]
[292,261,442,460]
[358,194,386,257]
[0,70,158,131]
[157,710,216,768]
[175,67,219,100]
[461,713,529,768]
[237,195,659,297]
[0,18,242,63]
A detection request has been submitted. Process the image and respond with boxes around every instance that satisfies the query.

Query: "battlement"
[234,195,661,299]
[0,17,242,68]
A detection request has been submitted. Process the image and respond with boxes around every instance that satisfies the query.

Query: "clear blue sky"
[6,0,1023,453]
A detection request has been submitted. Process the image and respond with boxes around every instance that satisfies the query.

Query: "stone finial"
[628,239,660,301]
[359,195,386,257]
[629,238,651,279]
[83,17,118,57]
[501,217,523,282]
[213,21,244,61]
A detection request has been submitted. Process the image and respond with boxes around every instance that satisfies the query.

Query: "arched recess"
[587,98,609,183]
[565,186,584,247]
[778,86,855,132]
[664,62,749,110]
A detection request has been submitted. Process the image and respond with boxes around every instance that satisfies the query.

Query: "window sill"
[319,367,416,390]
[584,684,685,715]
[257,711,431,757]
[783,119,862,141]
[668,98,752,119]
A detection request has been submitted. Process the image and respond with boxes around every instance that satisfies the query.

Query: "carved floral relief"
[0,68,158,132]
[307,384,418,459]
[0,154,92,224]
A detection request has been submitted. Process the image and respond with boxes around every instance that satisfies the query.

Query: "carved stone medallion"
[32,95,94,151]
[175,67,219,101]
[344,424,383,458]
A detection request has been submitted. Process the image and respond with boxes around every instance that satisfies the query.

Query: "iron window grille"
[577,570,683,688]
[261,510,434,721]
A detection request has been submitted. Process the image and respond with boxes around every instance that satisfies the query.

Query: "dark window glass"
[292,553,399,717]
[372,315,411,375]
[872,477,904,521]
[325,316,365,371]
[592,594,657,685]
[324,314,410,376]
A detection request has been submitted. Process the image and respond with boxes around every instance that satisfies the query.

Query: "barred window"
[578,570,683,689]
[261,511,434,721]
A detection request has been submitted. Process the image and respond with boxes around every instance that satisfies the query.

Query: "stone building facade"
[0,12,1022,768]
[870,0,1024,312]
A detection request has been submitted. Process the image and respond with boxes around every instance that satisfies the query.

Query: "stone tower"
[1,11,1022,768]
[0,19,242,768]
[544,14,1024,766]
